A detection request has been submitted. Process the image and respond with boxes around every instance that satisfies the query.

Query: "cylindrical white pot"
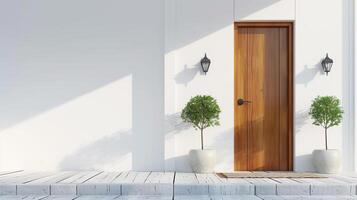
[312,149,341,174]
[189,149,216,173]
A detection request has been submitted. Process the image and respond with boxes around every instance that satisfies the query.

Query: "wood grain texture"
[234,27,249,171]
[279,28,289,171]
[234,22,293,171]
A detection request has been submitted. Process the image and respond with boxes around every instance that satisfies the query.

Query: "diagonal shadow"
[0,0,285,171]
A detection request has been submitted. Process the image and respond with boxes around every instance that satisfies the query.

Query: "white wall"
[0,0,165,171]
[0,0,353,172]
[165,0,354,172]
[234,0,295,21]
[341,0,354,171]
[164,0,234,172]
[294,0,345,171]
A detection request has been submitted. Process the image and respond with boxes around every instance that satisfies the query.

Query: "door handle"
[237,98,252,106]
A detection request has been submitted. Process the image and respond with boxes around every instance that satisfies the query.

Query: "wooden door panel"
[279,27,289,170]
[248,28,266,170]
[234,23,293,171]
[234,27,249,170]
[262,28,280,170]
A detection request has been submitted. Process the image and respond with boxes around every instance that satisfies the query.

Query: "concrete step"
[0,195,173,200]
[2,195,357,200]
[1,172,357,197]
[1,182,356,196]
[176,195,357,200]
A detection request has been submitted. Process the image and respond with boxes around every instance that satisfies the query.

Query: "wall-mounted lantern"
[200,53,211,75]
[321,53,333,76]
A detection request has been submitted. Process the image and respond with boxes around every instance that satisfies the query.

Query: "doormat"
[218,171,326,178]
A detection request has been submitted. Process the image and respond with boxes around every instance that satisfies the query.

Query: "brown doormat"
[218,171,326,178]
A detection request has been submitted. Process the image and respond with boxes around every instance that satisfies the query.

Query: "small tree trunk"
[200,128,204,150]
[325,127,328,150]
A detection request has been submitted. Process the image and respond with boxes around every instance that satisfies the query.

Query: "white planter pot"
[312,149,341,174]
[189,149,216,173]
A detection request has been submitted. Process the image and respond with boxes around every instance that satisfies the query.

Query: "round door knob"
[237,98,252,106]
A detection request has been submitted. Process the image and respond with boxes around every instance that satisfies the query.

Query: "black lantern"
[321,53,333,76]
[200,53,211,74]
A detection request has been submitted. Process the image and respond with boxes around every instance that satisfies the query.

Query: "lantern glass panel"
[200,54,211,74]
[325,63,333,72]
[321,54,333,75]
[202,62,210,72]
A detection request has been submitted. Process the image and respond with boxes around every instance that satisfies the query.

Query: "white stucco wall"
[294,0,344,171]
[165,0,354,172]
[355,0,357,171]
[164,0,234,172]
[0,0,354,172]
[0,0,165,171]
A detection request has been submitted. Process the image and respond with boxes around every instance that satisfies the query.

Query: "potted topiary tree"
[181,95,221,173]
[309,96,343,174]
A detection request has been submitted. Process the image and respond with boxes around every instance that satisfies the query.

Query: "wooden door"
[234,22,293,171]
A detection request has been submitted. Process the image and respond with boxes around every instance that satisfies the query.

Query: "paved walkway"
[0,171,356,199]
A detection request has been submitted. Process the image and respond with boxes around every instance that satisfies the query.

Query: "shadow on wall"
[295,109,310,134]
[166,129,234,172]
[165,118,234,172]
[211,128,234,171]
[0,0,164,171]
[295,154,315,172]
[166,0,283,53]
[0,0,288,171]
[164,112,191,171]
[294,110,314,171]
[175,63,205,86]
[165,112,191,133]
[234,0,285,20]
[59,130,133,171]
[165,155,190,172]
[295,62,325,87]
[167,0,286,171]
[59,113,189,171]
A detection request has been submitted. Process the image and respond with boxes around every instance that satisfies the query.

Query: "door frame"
[234,22,294,171]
